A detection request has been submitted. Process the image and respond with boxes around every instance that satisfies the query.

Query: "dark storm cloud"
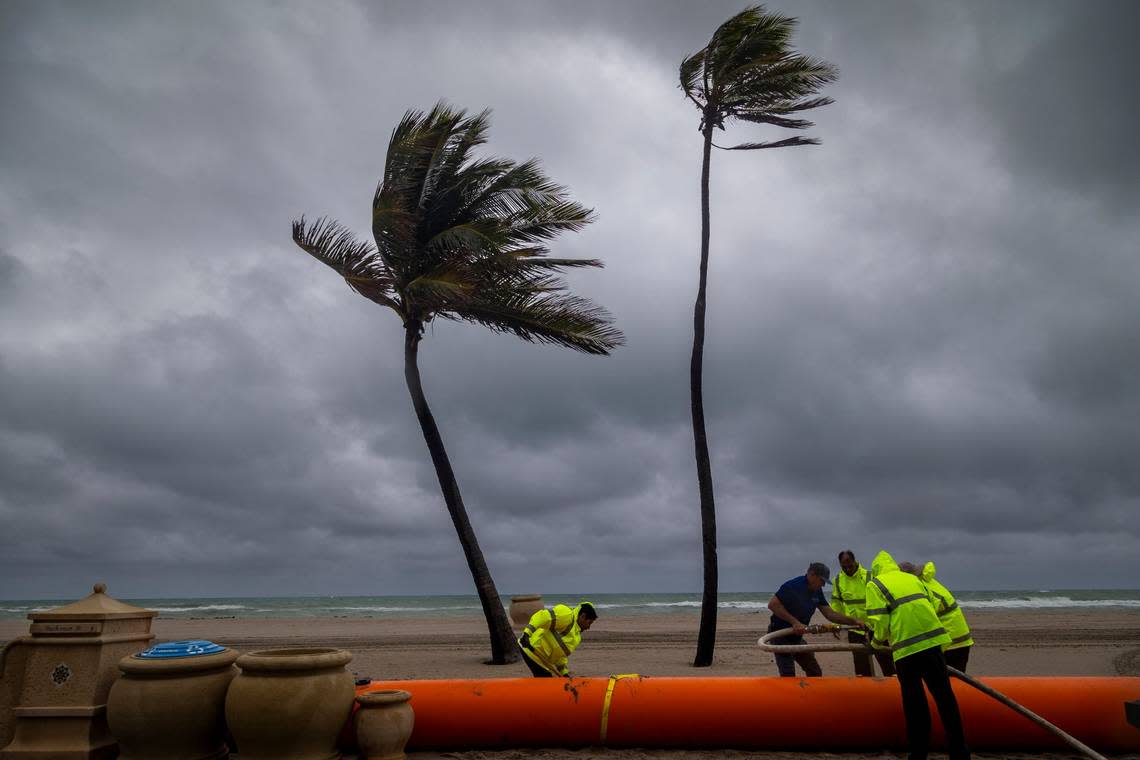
[1,0,1138,598]
[969,1,1140,214]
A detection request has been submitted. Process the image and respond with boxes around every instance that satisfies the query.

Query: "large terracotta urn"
[508,595,543,629]
[354,690,413,760]
[107,640,239,760]
[224,647,354,760]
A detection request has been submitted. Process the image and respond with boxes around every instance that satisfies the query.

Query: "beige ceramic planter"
[107,643,239,760]
[225,647,354,760]
[354,690,413,760]
[508,595,543,629]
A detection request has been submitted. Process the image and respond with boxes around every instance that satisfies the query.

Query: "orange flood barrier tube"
[357,676,1140,753]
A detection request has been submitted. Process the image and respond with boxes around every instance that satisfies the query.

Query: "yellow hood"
[870,550,900,577]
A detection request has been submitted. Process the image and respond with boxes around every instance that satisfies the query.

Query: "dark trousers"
[945,646,971,673]
[895,646,970,760]
[772,636,822,677]
[849,630,897,677]
[519,641,554,678]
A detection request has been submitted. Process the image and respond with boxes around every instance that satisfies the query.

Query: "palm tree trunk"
[692,123,718,667]
[403,322,519,665]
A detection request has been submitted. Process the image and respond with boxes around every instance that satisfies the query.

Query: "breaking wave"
[962,596,1140,609]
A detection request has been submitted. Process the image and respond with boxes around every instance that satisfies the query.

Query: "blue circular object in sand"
[136,640,226,658]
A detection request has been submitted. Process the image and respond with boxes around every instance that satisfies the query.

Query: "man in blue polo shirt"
[767,561,866,677]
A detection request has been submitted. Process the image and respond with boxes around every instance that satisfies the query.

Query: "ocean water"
[2,589,1139,621]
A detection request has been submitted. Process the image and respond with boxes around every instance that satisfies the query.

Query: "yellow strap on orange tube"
[599,673,640,742]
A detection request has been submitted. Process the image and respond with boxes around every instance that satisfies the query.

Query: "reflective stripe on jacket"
[865,550,950,662]
[831,563,871,632]
[920,561,973,651]
[520,603,587,676]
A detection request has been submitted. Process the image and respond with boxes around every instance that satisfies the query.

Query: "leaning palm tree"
[680,6,838,667]
[292,103,623,664]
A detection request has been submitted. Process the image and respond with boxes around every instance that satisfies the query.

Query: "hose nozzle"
[806,623,842,635]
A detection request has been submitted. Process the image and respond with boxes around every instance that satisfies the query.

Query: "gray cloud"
[2,0,1138,599]
[969,1,1140,215]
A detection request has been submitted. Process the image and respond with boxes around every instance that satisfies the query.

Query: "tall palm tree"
[680,6,838,667]
[292,103,623,665]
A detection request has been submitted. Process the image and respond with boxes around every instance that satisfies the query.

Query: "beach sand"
[4,607,1139,759]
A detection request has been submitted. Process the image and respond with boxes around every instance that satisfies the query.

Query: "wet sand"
[4,607,1139,759]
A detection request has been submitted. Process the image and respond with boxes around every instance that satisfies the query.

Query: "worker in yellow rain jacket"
[866,550,969,760]
[832,550,895,677]
[518,602,597,677]
[916,561,973,673]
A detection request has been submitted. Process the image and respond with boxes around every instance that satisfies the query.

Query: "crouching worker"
[518,601,597,678]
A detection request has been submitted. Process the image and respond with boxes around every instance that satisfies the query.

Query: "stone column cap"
[29,583,158,621]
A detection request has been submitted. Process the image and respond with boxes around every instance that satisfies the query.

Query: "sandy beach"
[4,607,1139,759]
[5,608,1138,681]
[112,608,1140,681]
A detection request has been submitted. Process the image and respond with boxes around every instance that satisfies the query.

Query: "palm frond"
[736,95,834,119]
[506,200,595,245]
[678,5,837,146]
[680,49,707,106]
[374,103,472,231]
[507,253,605,270]
[418,108,490,213]
[406,266,476,305]
[292,216,378,276]
[712,12,795,86]
[466,159,569,219]
[452,291,624,355]
[731,113,815,130]
[287,100,623,351]
[419,227,499,277]
[725,56,838,102]
[291,216,402,312]
[714,136,821,151]
[465,252,604,291]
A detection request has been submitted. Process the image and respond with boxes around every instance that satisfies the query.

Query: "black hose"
[947,666,1107,760]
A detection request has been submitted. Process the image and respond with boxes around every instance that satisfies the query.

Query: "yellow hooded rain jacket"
[920,561,973,651]
[865,550,950,662]
[520,602,591,677]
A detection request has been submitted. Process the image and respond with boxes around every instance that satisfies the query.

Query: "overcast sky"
[2,0,1138,600]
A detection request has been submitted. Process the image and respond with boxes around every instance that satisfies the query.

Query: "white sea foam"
[587,601,698,611]
[149,604,247,613]
[639,601,701,608]
[7,592,1137,621]
[595,600,769,611]
[963,596,1140,609]
[325,605,483,613]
